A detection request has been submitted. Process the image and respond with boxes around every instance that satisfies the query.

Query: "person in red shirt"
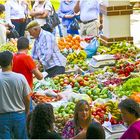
[13,37,43,111]
[12,36,43,89]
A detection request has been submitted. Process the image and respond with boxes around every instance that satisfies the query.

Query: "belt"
[11,18,25,23]
[82,19,97,24]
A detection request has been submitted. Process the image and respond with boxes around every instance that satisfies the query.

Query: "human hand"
[64,14,74,18]
[99,24,103,30]
[73,129,87,139]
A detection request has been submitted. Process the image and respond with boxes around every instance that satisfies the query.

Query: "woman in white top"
[30,0,52,27]
[5,0,28,37]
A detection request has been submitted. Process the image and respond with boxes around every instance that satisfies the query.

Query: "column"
[100,0,133,46]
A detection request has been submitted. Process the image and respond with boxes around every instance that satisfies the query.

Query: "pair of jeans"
[0,112,27,139]
[12,21,26,37]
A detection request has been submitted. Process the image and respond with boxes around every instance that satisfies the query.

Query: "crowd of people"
[1,0,140,139]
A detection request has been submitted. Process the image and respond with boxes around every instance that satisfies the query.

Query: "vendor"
[26,20,66,78]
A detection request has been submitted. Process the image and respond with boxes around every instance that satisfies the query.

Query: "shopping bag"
[84,37,99,58]
[69,18,80,30]
[45,5,60,28]
[7,28,19,39]
[43,5,60,32]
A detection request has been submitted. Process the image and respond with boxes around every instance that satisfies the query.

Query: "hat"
[26,20,40,30]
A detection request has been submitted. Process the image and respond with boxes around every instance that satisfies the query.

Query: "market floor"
[131,10,140,48]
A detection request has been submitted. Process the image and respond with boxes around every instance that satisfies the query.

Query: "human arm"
[26,55,43,80]
[4,2,14,27]
[23,94,30,116]
[72,128,87,139]
[120,125,140,139]
[74,0,80,14]
[22,76,31,116]
[39,33,54,66]
[30,9,49,18]
[32,68,43,80]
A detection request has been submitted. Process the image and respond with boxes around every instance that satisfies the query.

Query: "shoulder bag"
[42,5,60,32]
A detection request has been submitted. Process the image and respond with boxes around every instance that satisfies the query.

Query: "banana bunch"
[0,42,17,53]
[77,50,87,59]
[105,100,121,119]
[67,50,87,64]
[67,52,77,63]
[97,46,111,54]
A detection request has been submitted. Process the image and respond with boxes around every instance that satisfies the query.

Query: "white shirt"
[80,0,100,22]
[5,0,27,26]
[32,0,52,26]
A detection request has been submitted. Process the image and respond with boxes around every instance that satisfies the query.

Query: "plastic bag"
[84,37,99,58]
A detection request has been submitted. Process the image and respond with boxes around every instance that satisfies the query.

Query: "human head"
[0,51,13,69]
[17,37,29,50]
[30,103,55,138]
[26,20,41,38]
[118,98,140,126]
[74,100,91,128]
[0,4,5,14]
[86,121,105,139]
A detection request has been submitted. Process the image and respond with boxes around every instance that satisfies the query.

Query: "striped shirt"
[32,29,66,70]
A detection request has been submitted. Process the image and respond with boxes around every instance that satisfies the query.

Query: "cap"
[26,20,40,30]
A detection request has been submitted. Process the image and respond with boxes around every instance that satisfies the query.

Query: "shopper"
[30,0,52,27]
[58,0,79,36]
[12,36,43,89]
[62,100,94,139]
[30,103,61,139]
[5,0,29,36]
[26,20,66,77]
[74,0,102,38]
[0,4,7,44]
[0,51,31,139]
[119,98,140,139]
[86,121,105,139]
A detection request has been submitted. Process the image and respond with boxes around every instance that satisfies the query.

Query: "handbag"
[7,28,19,39]
[42,5,60,32]
[69,18,80,30]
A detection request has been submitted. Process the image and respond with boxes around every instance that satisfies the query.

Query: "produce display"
[98,41,140,59]
[0,39,17,53]
[30,39,140,136]
[54,102,75,133]
[1,17,140,137]
[92,100,122,124]
[114,77,140,97]
[58,35,81,51]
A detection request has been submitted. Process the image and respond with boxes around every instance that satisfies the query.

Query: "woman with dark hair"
[119,98,140,139]
[30,103,61,139]
[86,121,105,139]
[62,100,93,139]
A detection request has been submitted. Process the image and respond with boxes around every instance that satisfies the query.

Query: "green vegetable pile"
[114,77,140,97]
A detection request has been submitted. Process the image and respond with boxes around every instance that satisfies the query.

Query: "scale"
[89,54,116,68]
[104,124,127,139]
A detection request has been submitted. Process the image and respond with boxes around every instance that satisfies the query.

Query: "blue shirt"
[31,29,66,69]
[58,0,76,27]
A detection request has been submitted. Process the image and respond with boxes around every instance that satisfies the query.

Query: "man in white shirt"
[74,0,102,38]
